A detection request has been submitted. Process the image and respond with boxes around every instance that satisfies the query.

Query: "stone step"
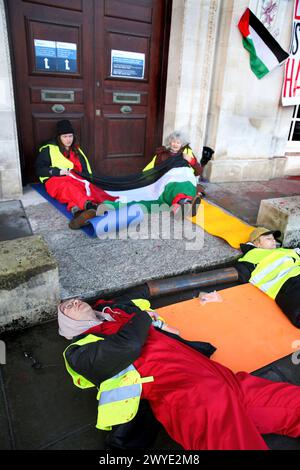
[257,196,300,247]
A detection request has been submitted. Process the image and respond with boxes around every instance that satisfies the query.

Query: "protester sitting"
[236,226,300,328]
[143,131,214,218]
[35,120,117,229]
[58,285,300,450]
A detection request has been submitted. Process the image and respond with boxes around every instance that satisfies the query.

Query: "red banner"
[282,0,300,105]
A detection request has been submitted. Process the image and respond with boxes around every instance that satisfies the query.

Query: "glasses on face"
[60,298,79,314]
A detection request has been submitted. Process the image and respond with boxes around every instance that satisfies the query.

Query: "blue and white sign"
[111,50,145,79]
[56,42,77,73]
[34,39,77,73]
[34,39,57,72]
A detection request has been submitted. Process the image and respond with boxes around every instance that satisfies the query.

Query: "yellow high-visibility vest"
[38,144,92,183]
[238,247,300,299]
[63,334,154,430]
[142,146,195,172]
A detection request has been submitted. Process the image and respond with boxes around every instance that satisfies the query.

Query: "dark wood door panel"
[23,0,83,12]
[30,86,84,104]
[26,18,82,77]
[101,113,147,174]
[104,0,153,23]
[32,114,84,148]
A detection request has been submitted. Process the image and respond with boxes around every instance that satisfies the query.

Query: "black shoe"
[85,201,98,211]
[191,195,201,217]
[172,199,192,220]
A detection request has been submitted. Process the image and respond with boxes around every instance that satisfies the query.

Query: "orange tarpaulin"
[158,284,300,372]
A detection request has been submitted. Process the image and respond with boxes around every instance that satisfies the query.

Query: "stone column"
[0,0,22,200]
[163,0,220,156]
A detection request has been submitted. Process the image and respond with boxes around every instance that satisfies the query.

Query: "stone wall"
[0,0,22,200]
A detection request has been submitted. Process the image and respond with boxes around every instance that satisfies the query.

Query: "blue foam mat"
[31,183,95,236]
[31,183,144,238]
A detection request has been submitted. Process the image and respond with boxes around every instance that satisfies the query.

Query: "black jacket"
[35,140,91,179]
[234,243,257,283]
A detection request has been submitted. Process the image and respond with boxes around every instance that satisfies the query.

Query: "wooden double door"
[5,0,171,182]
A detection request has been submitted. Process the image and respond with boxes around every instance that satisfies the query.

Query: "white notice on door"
[111,49,145,79]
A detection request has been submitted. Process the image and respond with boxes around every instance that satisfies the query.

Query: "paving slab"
[0,200,32,241]
[1,321,101,449]
[0,368,13,449]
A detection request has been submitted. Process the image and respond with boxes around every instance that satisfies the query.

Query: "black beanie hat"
[56,120,74,136]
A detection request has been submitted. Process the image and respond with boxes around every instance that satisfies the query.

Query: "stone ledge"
[257,196,300,247]
[0,235,60,332]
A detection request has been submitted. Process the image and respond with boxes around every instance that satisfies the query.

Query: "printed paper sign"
[56,42,77,72]
[34,39,57,72]
[34,39,77,73]
[111,50,145,79]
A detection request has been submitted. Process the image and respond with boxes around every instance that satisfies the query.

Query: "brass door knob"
[120,105,132,113]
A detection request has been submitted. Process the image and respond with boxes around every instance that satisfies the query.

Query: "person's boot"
[68,208,96,229]
[171,198,192,220]
[171,195,202,220]
[191,194,202,217]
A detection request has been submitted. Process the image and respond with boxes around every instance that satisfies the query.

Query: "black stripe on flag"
[249,9,289,63]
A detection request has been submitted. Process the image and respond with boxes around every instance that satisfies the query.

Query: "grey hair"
[164,130,189,149]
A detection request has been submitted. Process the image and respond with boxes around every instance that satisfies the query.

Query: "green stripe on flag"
[242,37,269,79]
[102,181,197,213]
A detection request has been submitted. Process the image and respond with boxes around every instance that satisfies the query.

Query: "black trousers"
[276,275,300,328]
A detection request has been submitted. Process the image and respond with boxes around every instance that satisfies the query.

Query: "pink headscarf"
[57,304,116,340]
[57,305,102,340]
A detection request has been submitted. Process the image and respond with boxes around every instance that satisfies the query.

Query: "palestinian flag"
[80,156,197,210]
[238,8,289,79]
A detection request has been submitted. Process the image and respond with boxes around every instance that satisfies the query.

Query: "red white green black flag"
[238,8,289,79]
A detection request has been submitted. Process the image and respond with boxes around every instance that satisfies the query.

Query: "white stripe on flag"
[106,167,197,202]
[249,25,279,71]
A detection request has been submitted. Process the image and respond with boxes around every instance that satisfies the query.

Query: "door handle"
[51,104,65,113]
[120,105,132,114]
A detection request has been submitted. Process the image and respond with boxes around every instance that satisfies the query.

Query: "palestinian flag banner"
[238,8,289,79]
[105,167,197,206]
[81,156,198,209]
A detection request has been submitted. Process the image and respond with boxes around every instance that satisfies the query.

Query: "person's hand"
[60,169,71,176]
[151,317,180,336]
[161,323,180,335]
[146,310,159,321]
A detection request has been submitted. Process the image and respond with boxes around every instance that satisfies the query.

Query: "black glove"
[200,146,214,166]
[49,167,61,176]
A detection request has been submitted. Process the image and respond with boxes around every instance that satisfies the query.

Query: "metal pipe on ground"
[147,267,239,297]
